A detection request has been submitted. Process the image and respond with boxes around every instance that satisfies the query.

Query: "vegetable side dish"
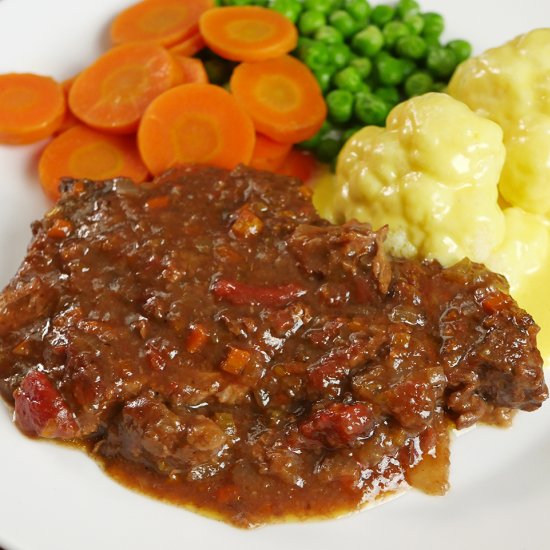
[217,0,472,164]
[0,0,470,188]
[449,28,550,217]
[317,93,507,265]
[0,1,324,200]
[0,166,546,527]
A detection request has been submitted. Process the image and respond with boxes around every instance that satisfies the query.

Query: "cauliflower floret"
[448,28,550,215]
[330,93,506,266]
[498,115,550,215]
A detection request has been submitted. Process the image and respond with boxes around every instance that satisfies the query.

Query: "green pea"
[315,25,344,44]
[312,66,335,92]
[331,42,352,69]
[222,0,256,5]
[426,47,458,78]
[317,120,333,135]
[344,0,371,23]
[299,126,324,150]
[356,81,372,94]
[403,13,424,35]
[376,54,406,85]
[270,0,302,22]
[395,34,427,59]
[316,129,344,163]
[298,10,326,35]
[295,36,315,58]
[326,89,354,123]
[447,39,472,63]
[352,26,384,57]
[333,66,363,92]
[329,10,357,38]
[383,21,410,49]
[404,71,433,97]
[371,5,395,27]
[302,41,331,71]
[354,92,389,126]
[423,34,441,48]
[396,0,420,18]
[304,0,336,14]
[422,12,444,39]
[349,57,372,79]
[375,49,390,60]
[400,58,416,78]
[374,86,400,106]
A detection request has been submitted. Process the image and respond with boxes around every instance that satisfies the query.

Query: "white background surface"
[0,1,549,549]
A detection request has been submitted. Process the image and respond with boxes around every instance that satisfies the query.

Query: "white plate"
[0,1,549,549]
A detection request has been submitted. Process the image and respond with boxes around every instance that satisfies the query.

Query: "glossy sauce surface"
[0,166,546,527]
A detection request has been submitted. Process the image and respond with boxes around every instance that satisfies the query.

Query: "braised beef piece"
[0,165,547,527]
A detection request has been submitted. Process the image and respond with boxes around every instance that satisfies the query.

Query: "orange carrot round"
[138,83,255,175]
[111,0,214,47]
[230,55,327,144]
[249,133,291,172]
[276,148,317,183]
[199,6,298,62]
[172,56,209,84]
[39,124,148,201]
[69,42,182,134]
[0,73,65,145]
[169,33,207,58]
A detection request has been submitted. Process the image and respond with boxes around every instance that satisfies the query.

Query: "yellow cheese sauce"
[512,254,550,365]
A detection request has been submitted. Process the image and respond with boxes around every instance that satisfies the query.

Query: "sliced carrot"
[138,83,255,175]
[69,42,183,134]
[0,73,65,145]
[220,347,251,375]
[38,124,148,201]
[47,218,74,239]
[249,133,291,172]
[230,55,327,144]
[276,148,317,183]
[172,55,209,84]
[55,77,80,135]
[169,32,206,57]
[199,6,298,62]
[111,0,214,47]
[145,195,170,210]
[186,323,209,353]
